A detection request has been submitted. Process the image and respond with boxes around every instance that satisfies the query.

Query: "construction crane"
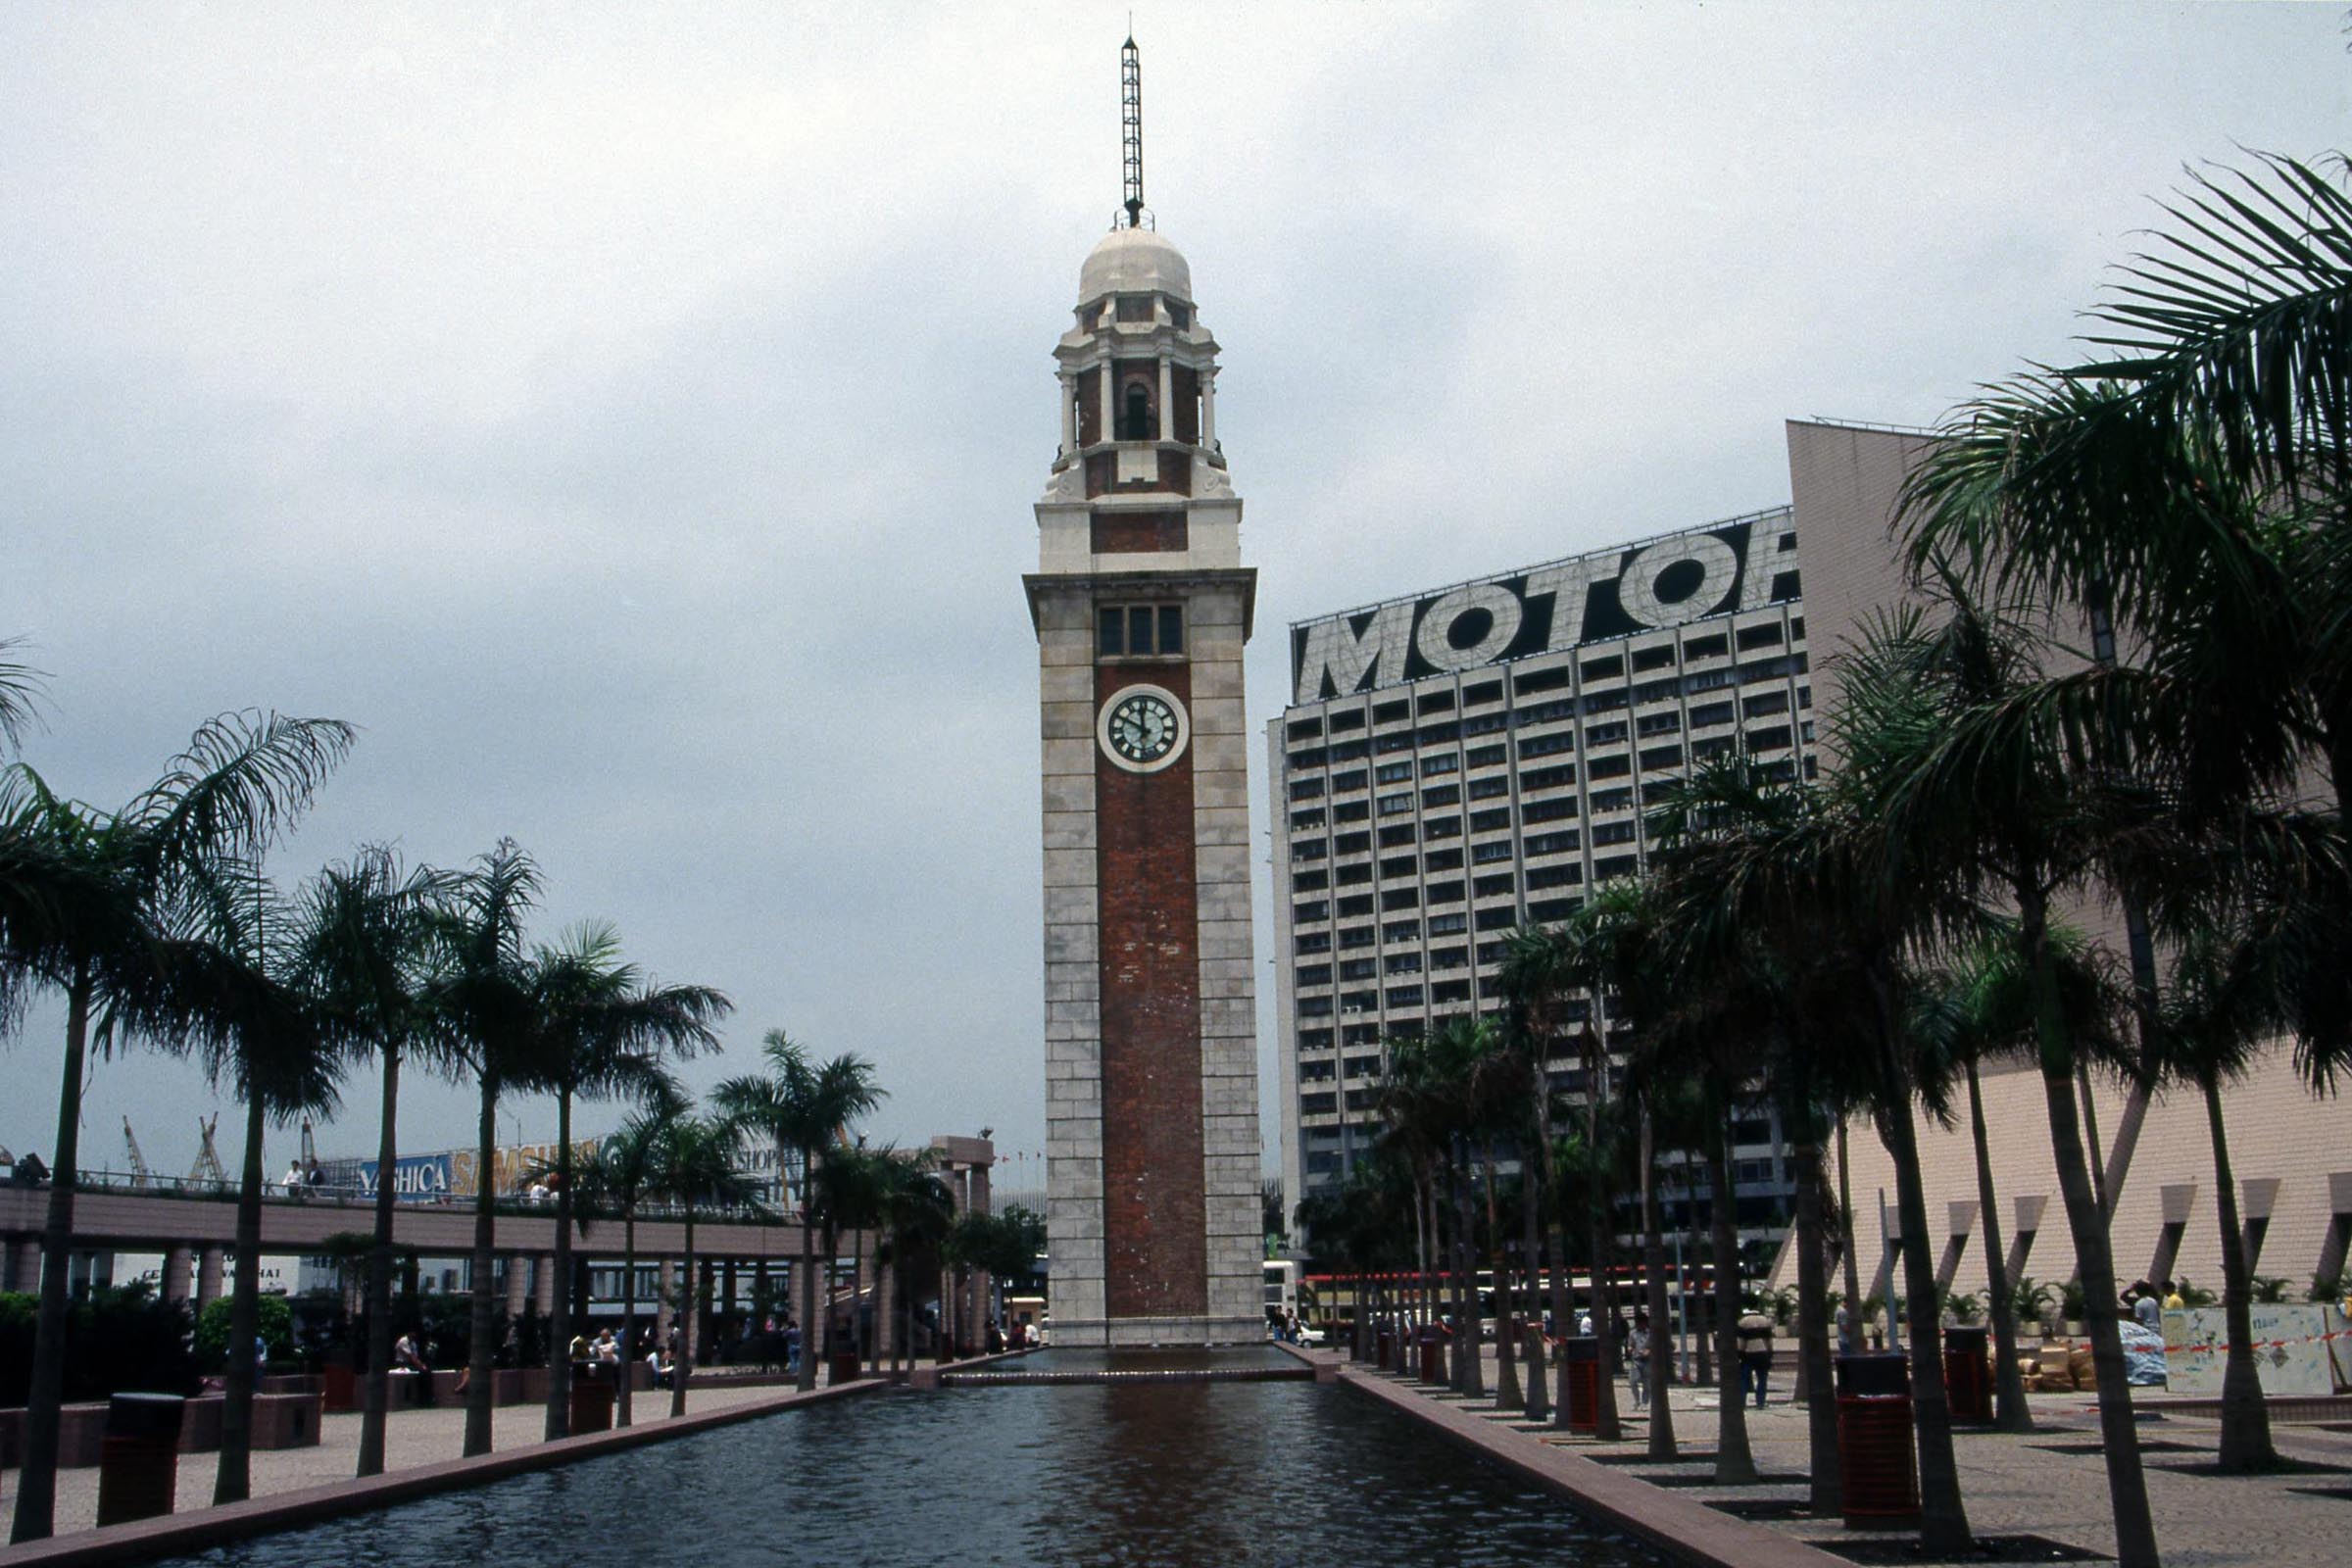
[122,1118,151,1190]
[189,1114,225,1189]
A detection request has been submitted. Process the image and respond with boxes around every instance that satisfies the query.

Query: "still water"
[157,1354,1664,1568]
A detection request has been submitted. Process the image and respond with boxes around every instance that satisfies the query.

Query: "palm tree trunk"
[545,1087,574,1441]
[795,1142,817,1391]
[671,1211,695,1417]
[1791,1109,1839,1512]
[1877,1041,1972,1554]
[1586,1098,1622,1441]
[1837,1113,1863,1350]
[463,1072,499,1456]
[853,1225,867,1373]
[1640,1102,1678,1460]
[1967,1058,2033,1433]
[2021,897,2159,1568]
[214,1095,268,1504]
[1707,1105,1757,1485]
[358,1040,401,1476]
[2040,1057,2159,1566]
[819,1223,839,1373]
[2201,1071,2278,1472]
[1452,1158,1483,1396]
[1488,1140,1521,1410]
[1521,1150,1547,1407]
[11,968,92,1544]
[618,1212,636,1428]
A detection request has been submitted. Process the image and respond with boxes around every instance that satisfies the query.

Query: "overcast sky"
[2,3,2344,1198]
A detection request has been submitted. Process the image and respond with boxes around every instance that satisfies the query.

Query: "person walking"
[1626,1311,1651,1409]
[1736,1300,1775,1408]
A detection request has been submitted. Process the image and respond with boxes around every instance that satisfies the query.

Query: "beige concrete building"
[1780,416,2352,1310]
[1270,511,1816,1245]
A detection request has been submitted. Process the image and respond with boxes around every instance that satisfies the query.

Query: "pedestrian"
[2161,1279,2185,1310]
[1627,1311,1651,1409]
[395,1330,434,1404]
[1736,1300,1775,1408]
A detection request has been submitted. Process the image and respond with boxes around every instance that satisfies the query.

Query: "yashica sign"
[1290,511,1799,705]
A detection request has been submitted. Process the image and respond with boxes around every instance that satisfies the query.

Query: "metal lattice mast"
[1120,35,1145,227]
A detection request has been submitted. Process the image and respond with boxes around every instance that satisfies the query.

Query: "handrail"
[0,1166,799,1229]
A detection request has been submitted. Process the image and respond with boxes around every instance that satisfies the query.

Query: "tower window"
[1119,382,1154,440]
[1099,602,1185,658]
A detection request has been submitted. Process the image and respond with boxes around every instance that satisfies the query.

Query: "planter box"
[251,1392,320,1449]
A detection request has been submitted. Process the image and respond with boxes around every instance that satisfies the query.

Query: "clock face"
[1098,684,1189,773]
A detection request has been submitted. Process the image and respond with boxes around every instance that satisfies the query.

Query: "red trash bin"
[1837,1353,1921,1529]
[1563,1336,1600,1433]
[1942,1325,1991,1423]
[96,1394,185,1526]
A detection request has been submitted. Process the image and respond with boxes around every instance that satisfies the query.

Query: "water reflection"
[156,1374,1664,1568]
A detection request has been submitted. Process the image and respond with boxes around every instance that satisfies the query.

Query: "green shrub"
[2250,1275,2290,1304]
[0,1284,200,1403]
[194,1293,293,1372]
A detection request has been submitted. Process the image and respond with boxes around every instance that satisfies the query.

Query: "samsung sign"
[1290,512,1799,704]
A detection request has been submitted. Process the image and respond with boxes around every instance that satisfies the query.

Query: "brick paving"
[1,1368,848,1544]
[1358,1345,2352,1568]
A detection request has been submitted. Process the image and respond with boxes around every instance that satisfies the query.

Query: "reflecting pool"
[156,1359,1665,1567]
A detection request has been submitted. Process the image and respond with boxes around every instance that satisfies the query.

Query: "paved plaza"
[1358,1346,2352,1568]
[1,1371,840,1545]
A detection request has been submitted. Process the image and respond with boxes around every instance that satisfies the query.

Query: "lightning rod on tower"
[1120,35,1147,228]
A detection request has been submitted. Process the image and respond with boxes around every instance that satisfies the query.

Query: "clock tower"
[1024,39,1263,1348]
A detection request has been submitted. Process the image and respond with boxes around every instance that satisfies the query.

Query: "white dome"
[1078,225,1192,304]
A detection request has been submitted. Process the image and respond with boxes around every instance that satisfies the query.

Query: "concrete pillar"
[721,1257,738,1324]
[505,1254,528,1318]
[532,1251,556,1315]
[1097,357,1113,441]
[1058,372,1076,457]
[162,1247,193,1305]
[197,1247,224,1311]
[1201,365,1216,446]
[1156,357,1173,440]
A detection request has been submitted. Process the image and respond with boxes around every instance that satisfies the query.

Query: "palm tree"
[430,838,545,1457]
[1494,926,1586,1411]
[875,1148,956,1373]
[2145,913,2313,1471]
[518,922,728,1440]
[172,864,350,1505]
[1647,743,1978,1545]
[1839,600,2162,1562]
[0,710,351,1544]
[0,638,42,758]
[287,847,455,1477]
[808,1142,891,1372]
[571,1098,680,1427]
[644,1107,758,1416]
[712,1033,885,1391]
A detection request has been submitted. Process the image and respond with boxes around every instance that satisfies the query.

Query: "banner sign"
[357,1152,456,1203]
[1290,509,1799,704]
[2161,1304,2351,1396]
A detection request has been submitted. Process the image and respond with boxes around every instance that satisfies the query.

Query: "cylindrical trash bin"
[1417,1325,1445,1384]
[1374,1325,1394,1370]
[1942,1326,1991,1423]
[568,1366,615,1434]
[1836,1352,1920,1529]
[1563,1336,1600,1433]
[96,1394,185,1526]
[830,1348,862,1384]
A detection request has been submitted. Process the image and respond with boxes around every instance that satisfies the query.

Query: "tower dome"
[1078,225,1192,305]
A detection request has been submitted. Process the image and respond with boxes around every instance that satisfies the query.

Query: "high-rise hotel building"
[1269,509,1815,1228]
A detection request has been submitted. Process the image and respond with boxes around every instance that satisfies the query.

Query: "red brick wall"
[1091,509,1189,554]
[1095,662,1208,1319]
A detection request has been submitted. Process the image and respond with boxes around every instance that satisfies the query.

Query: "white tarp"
[2161,1304,2351,1396]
